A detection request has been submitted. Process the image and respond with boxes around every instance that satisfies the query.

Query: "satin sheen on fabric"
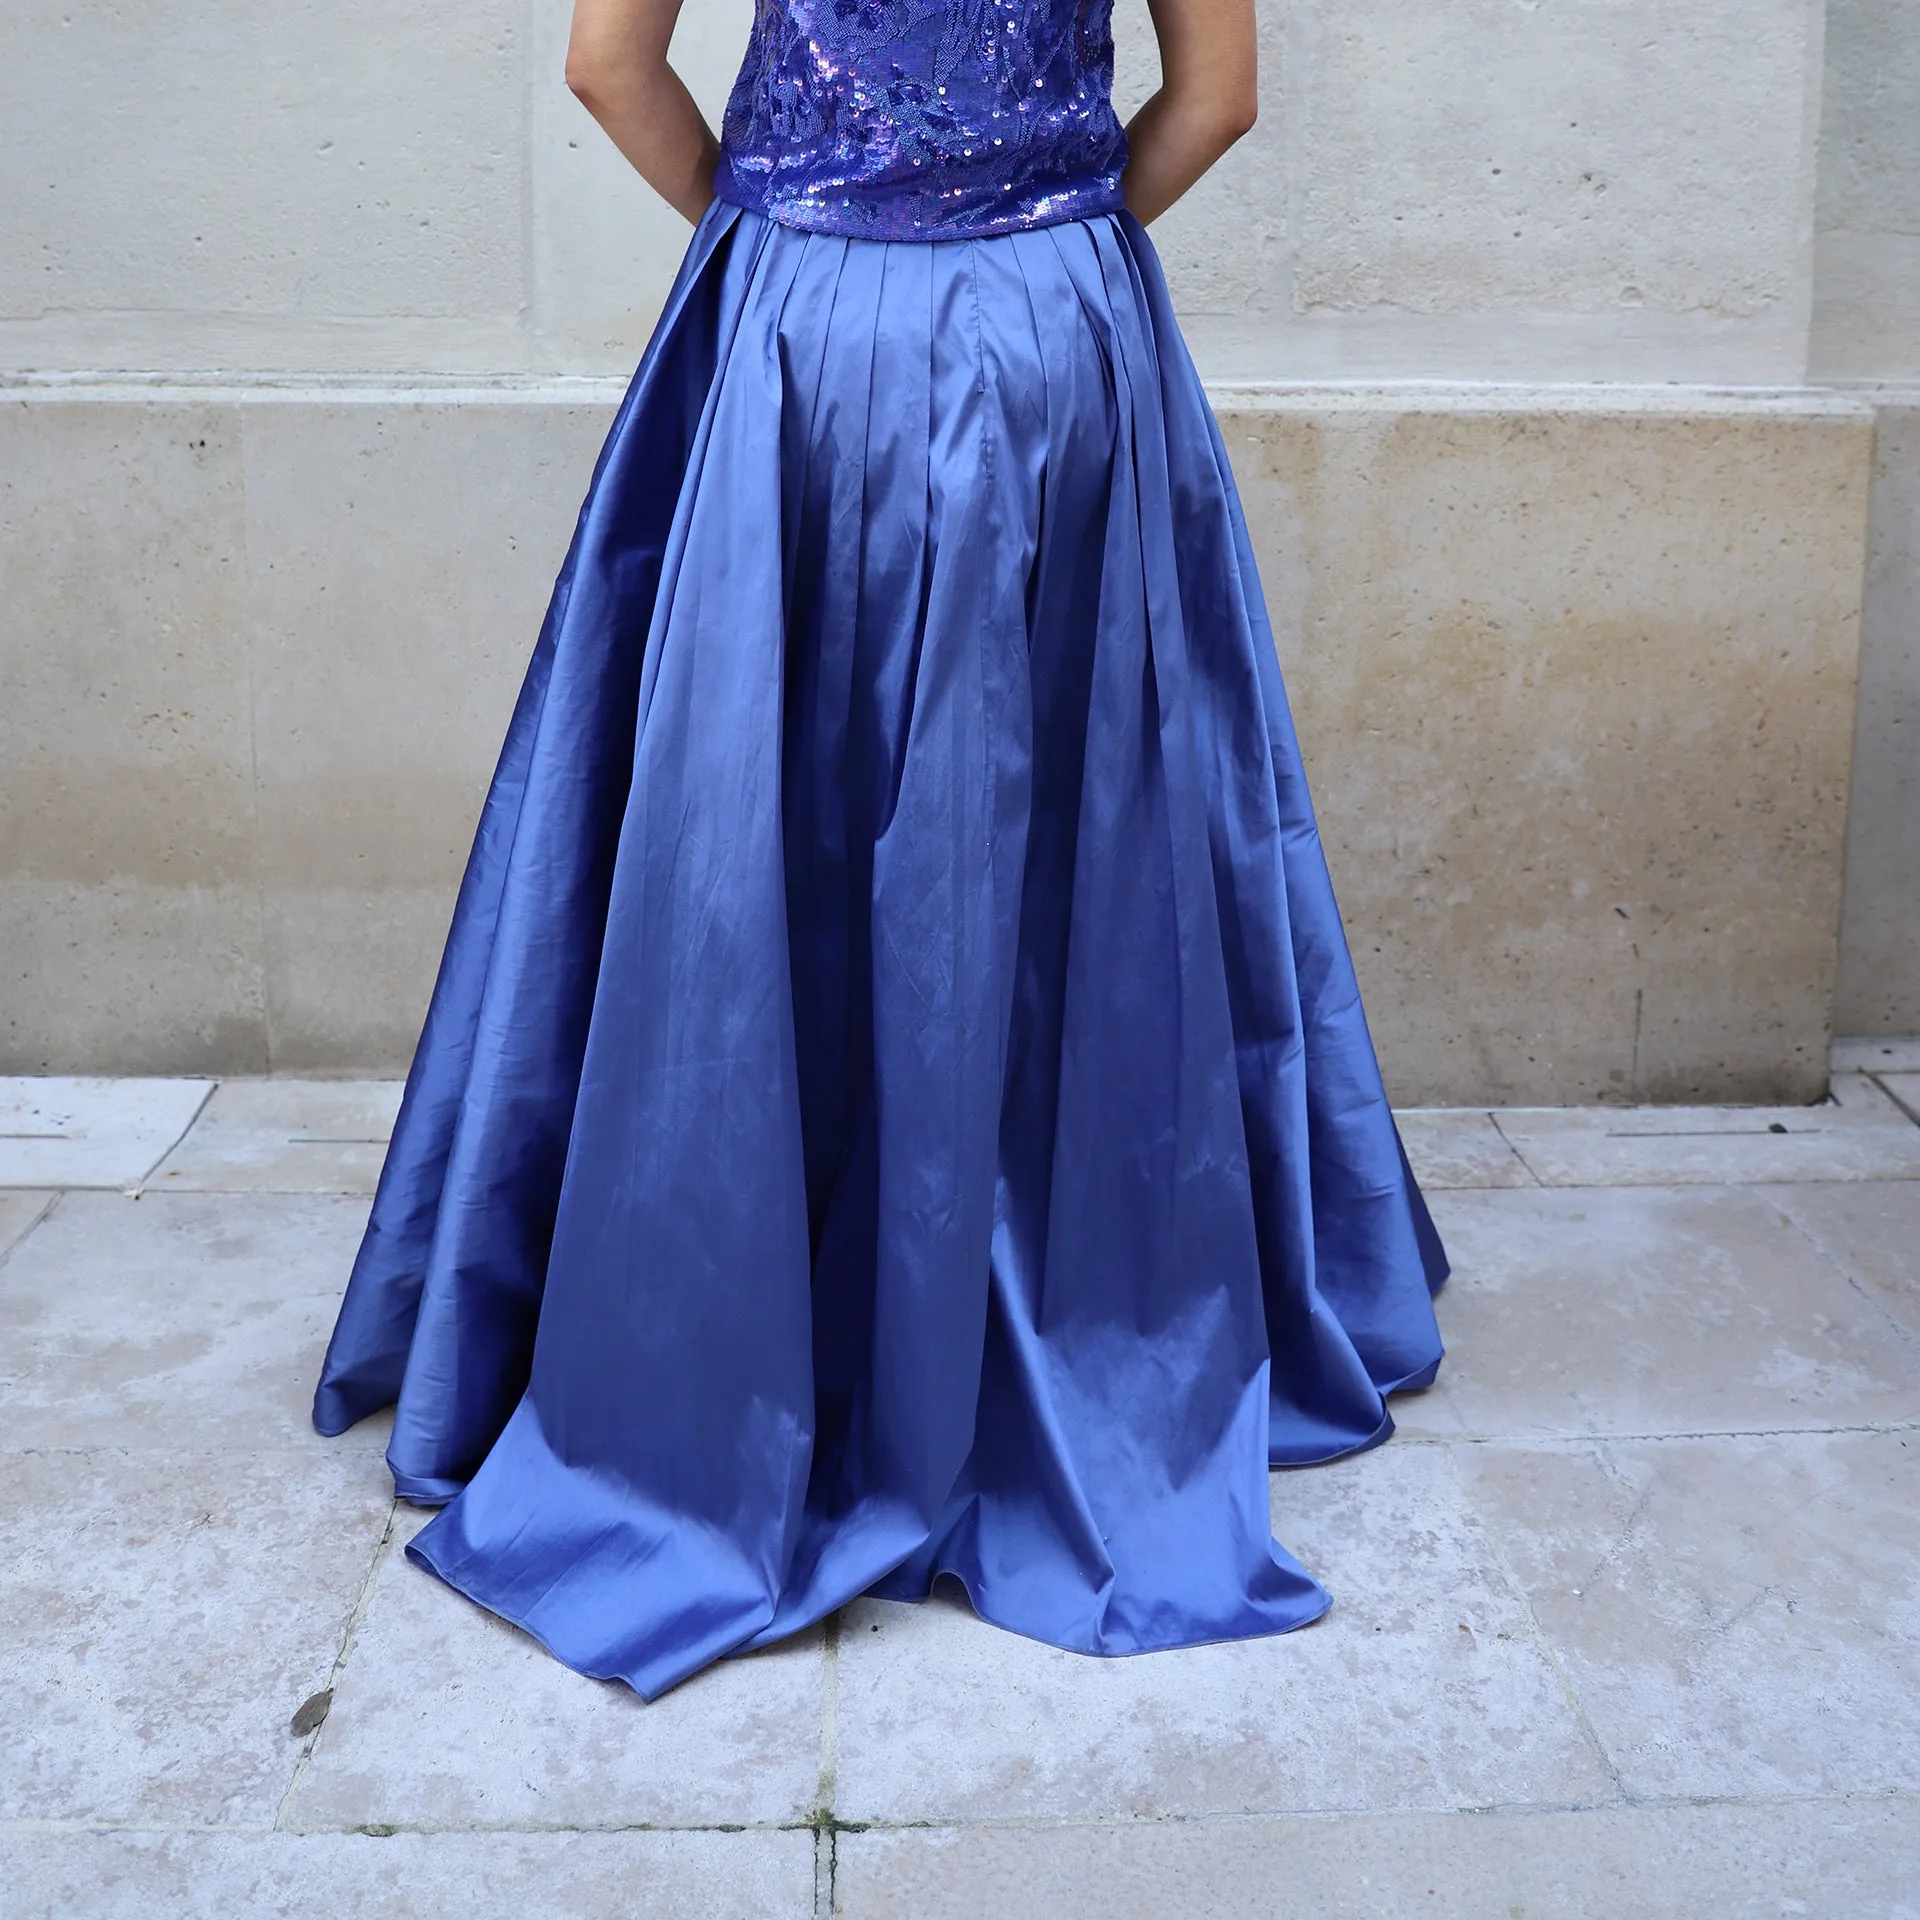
[311,202,1447,1700]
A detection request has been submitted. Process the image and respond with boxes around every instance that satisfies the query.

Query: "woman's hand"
[1123,0,1260,225]
[565,0,721,223]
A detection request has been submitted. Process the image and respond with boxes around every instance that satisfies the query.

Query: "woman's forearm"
[566,0,720,223]
[1122,0,1259,225]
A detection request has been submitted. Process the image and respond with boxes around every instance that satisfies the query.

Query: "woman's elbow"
[564,46,604,104]
[565,32,626,106]
[1217,86,1258,145]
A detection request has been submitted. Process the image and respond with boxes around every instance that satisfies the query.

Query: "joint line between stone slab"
[1869,1071,1920,1129]
[1486,1113,1551,1187]
[127,1081,219,1194]
[814,1609,841,1920]
[0,1188,65,1276]
[273,1496,398,1832]
[1770,1204,1920,1354]
[1433,1419,1920,1449]
[1436,1441,1628,1808]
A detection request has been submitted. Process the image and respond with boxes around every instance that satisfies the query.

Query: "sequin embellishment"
[713,0,1129,241]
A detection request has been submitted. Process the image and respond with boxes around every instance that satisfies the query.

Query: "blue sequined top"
[713,0,1130,241]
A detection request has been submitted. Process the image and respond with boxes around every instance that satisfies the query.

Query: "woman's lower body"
[312,201,1447,1700]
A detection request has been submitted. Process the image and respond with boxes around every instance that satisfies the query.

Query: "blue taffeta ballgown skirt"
[312,202,1447,1700]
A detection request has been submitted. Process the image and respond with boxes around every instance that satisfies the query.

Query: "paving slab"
[1395,1110,1537,1189]
[0,1188,56,1260]
[833,1799,1920,1920]
[0,1190,384,1452]
[1,1828,815,1920]
[285,1507,824,1832]
[1421,1186,1920,1439]
[1492,1073,1920,1186]
[146,1078,403,1194]
[831,1444,1609,1826]
[1832,1035,1920,1072]
[1880,1072,1920,1124]
[1766,1179,1920,1343]
[0,1446,392,1826]
[0,1077,212,1188]
[1459,1430,1920,1800]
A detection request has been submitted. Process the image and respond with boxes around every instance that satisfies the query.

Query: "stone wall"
[1,0,1833,383]
[1814,0,1920,1037]
[1,0,1910,1096]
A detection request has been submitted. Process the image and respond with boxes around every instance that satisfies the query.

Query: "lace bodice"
[713,0,1129,240]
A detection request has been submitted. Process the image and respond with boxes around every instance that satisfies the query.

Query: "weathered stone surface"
[5,389,1874,1096]
[286,1508,823,1831]
[529,0,748,371]
[0,1447,391,1825]
[835,1798,1920,1920]
[1492,1074,1920,1186]
[2,1829,815,1920]
[1461,1431,1920,1799]
[1767,1177,1920,1342]
[0,401,265,1073]
[240,398,615,1069]
[0,1078,211,1188]
[1423,1186,1920,1440]
[1395,1110,1536,1190]
[1227,393,1871,1106]
[1813,1,1920,381]
[0,1,529,375]
[0,1188,53,1257]
[0,1189,379,1451]
[1832,1036,1920,1072]
[1836,405,1920,1037]
[1282,0,1821,382]
[1879,1073,1920,1123]
[148,1078,402,1193]
[832,1445,1607,1825]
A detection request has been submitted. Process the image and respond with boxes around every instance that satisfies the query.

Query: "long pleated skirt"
[312,200,1447,1700]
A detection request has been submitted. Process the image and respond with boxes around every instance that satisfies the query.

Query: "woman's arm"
[1123,0,1260,225]
[565,0,721,224]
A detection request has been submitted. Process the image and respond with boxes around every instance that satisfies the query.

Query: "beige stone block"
[0,400,267,1073]
[1423,1185,1920,1441]
[0,2,527,374]
[1290,0,1812,326]
[1394,1110,1536,1190]
[0,1190,381,1452]
[1811,0,1920,380]
[2,1829,816,1920]
[285,1506,824,1831]
[148,1077,401,1193]
[0,1077,210,1188]
[1493,1072,1920,1186]
[529,0,752,373]
[0,1447,392,1824]
[1224,392,1873,1105]
[1461,1432,1920,1799]
[1835,403,1920,1034]
[1811,233,1920,383]
[1768,1177,1920,1342]
[1283,0,1821,383]
[831,1445,1609,1824]
[240,396,617,1069]
[835,1800,1920,1920]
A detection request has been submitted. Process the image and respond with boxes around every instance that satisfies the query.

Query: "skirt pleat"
[312,201,1447,1699]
